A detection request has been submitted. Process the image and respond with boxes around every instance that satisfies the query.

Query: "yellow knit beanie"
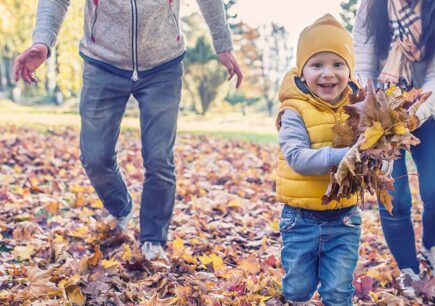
[296,14,355,76]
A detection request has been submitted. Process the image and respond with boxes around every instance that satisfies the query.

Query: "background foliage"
[0,1,357,115]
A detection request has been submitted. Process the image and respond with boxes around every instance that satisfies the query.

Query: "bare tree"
[258,23,293,116]
[340,0,359,32]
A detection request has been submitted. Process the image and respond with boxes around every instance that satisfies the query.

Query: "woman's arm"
[353,0,380,86]
[416,55,435,126]
[279,109,348,176]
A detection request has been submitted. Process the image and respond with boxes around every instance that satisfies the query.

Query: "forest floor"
[0,105,433,305]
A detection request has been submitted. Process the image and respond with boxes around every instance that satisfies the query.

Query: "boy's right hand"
[13,43,49,84]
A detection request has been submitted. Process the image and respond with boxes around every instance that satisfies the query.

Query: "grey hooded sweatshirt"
[32,0,233,80]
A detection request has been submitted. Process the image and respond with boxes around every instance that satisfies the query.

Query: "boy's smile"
[301,52,350,104]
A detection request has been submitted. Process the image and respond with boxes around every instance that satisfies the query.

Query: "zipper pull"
[131,70,139,81]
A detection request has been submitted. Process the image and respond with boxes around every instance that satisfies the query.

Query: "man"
[13,0,243,261]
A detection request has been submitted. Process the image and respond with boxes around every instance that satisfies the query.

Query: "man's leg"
[80,62,133,219]
[132,62,183,244]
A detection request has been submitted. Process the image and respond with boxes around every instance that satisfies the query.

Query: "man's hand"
[217,51,243,88]
[13,43,49,84]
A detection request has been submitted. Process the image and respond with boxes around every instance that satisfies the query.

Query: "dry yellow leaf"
[269,220,279,232]
[102,259,120,269]
[67,285,86,306]
[210,254,224,271]
[172,237,185,256]
[70,185,87,193]
[73,194,85,208]
[198,255,212,266]
[182,253,198,265]
[44,201,59,214]
[58,274,81,289]
[392,122,406,135]
[360,122,384,150]
[198,254,224,270]
[121,244,132,261]
[90,199,103,209]
[68,226,89,238]
[13,245,34,260]
[228,199,241,209]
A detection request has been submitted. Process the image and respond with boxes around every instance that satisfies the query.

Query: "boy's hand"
[13,43,49,84]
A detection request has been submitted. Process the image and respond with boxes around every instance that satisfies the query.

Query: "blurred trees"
[0,1,294,116]
[0,1,83,102]
[184,36,227,114]
[340,0,359,32]
[255,23,293,116]
[0,1,36,99]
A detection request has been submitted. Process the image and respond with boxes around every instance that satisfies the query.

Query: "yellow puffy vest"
[276,68,358,210]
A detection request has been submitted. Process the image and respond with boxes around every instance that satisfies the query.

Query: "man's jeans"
[79,61,183,244]
[280,205,361,306]
[379,119,435,273]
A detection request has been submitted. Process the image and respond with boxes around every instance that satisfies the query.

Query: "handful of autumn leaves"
[322,82,432,213]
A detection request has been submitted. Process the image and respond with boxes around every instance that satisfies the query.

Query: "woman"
[353,0,435,298]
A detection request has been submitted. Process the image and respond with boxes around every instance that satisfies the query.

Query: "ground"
[0,102,433,305]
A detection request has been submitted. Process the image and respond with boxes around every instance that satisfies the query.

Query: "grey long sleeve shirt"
[279,109,349,176]
[33,0,233,76]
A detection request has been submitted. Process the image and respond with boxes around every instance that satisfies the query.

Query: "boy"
[276,14,361,306]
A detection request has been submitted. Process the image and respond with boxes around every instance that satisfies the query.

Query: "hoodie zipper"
[130,0,139,81]
[91,0,99,43]
[169,1,181,41]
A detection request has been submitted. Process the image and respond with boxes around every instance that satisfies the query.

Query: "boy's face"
[301,52,350,104]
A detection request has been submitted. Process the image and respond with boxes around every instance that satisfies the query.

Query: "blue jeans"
[280,205,361,306]
[79,61,183,244]
[379,119,435,273]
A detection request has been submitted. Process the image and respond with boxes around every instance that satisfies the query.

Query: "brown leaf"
[332,123,355,147]
[378,189,394,215]
[88,246,102,267]
[415,277,435,300]
[239,254,261,274]
[25,266,58,298]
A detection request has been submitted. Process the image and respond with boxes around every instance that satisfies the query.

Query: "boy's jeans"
[379,119,435,273]
[280,205,361,306]
[79,61,183,244]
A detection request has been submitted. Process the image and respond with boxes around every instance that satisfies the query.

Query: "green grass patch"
[179,130,277,144]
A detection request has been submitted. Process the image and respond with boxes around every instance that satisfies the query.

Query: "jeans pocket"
[342,212,361,228]
[279,217,298,233]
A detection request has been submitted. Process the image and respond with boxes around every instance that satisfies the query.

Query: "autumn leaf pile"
[0,125,434,305]
[323,83,432,213]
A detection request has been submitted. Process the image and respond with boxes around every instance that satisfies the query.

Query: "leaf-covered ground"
[0,125,433,305]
